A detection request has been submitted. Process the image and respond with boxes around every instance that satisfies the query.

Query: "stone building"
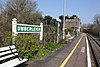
[65,18,81,35]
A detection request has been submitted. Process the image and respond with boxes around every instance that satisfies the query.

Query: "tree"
[59,15,69,22]
[70,15,78,19]
[51,19,57,25]
[59,15,69,30]
[6,0,42,23]
[44,16,52,25]
[0,0,42,38]
[0,1,6,37]
[42,16,59,44]
[93,14,100,24]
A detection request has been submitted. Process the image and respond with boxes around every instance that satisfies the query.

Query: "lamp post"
[63,0,66,39]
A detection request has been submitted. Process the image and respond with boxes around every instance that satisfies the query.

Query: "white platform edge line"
[86,35,92,67]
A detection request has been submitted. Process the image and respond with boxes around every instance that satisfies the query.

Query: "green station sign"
[16,25,41,33]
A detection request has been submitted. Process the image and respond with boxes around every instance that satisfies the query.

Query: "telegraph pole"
[63,0,66,39]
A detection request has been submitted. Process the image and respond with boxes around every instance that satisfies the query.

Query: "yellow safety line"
[60,34,83,67]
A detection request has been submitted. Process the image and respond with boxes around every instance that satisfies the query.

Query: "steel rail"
[87,34,100,67]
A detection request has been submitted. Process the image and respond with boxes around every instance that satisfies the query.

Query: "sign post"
[40,23,43,40]
[12,18,43,45]
[57,22,60,43]
[12,18,17,45]
[56,18,61,43]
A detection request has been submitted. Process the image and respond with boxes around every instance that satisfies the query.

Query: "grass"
[32,42,64,61]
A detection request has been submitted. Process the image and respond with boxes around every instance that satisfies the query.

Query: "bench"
[0,45,28,67]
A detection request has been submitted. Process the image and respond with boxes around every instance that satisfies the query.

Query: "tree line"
[84,14,100,37]
[0,0,80,44]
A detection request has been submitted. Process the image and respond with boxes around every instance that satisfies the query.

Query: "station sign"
[12,18,43,45]
[16,25,41,33]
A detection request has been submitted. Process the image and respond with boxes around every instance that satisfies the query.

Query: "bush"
[3,32,12,46]
[3,32,41,60]
[44,42,60,51]
[3,32,64,61]
[16,34,41,60]
[36,48,51,59]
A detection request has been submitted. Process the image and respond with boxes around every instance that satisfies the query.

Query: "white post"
[57,22,60,43]
[12,18,17,44]
[40,23,43,40]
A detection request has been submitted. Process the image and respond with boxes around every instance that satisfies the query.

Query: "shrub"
[3,32,41,60]
[16,34,41,60]
[44,42,58,51]
[3,32,12,46]
[36,48,51,59]
[3,32,64,61]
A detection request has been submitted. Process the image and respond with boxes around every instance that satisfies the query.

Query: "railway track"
[87,34,100,67]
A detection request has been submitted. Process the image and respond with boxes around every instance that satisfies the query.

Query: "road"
[26,33,87,67]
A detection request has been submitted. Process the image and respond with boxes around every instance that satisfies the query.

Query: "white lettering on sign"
[16,25,41,32]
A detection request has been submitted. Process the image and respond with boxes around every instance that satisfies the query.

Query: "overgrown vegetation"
[85,24,100,37]
[2,32,64,60]
[36,42,63,59]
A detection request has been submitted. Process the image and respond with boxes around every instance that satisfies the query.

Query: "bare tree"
[93,14,100,25]
[6,0,41,23]
[0,1,6,36]
[0,0,42,37]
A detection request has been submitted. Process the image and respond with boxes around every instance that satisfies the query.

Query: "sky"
[1,0,100,24]
[35,0,100,24]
